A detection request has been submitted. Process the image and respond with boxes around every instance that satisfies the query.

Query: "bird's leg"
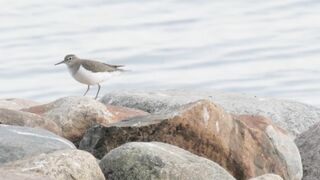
[95,84,101,100]
[83,85,90,96]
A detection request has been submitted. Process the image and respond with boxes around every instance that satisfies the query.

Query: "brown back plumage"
[80,59,124,73]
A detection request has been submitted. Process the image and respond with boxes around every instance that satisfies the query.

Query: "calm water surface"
[0,0,320,106]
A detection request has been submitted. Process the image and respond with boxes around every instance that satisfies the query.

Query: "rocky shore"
[0,90,319,180]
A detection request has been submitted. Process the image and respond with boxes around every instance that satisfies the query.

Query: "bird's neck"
[67,63,81,75]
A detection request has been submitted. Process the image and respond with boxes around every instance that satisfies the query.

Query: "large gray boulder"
[0,149,105,180]
[296,123,320,180]
[0,124,75,164]
[99,142,236,180]
[101,90,320,136]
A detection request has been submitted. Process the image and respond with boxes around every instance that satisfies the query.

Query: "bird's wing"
[81,60,124,73]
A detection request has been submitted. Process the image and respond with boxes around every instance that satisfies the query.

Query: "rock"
[0,108,62,135]
[0,98,40,110]
[99,142,236,180]
[0,124,75,164]
[264,124,302,180]
[80,100,302,180]
[105,104,149,123]
[101,90,320,136]
[249,174,283,180]
[23,96,147,142]
[296,122,320,180]
[0,170,52,180]
[0,149,105,180]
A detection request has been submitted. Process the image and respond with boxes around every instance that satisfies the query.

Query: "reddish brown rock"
[105,105,148,124]
[23,96,148,142]
[0,108,61,135]
[80,100,301,180]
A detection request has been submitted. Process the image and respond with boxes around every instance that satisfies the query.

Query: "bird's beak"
[55,60,65,65]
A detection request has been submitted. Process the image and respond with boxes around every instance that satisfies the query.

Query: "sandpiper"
[55,54,124,99]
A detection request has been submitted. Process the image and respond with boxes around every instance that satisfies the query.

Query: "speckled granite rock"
[249,174,283,180]
[0,149,105,180]
[0,170,52,180]
[296,122,320,180]
[99,142,236,180]
[0,108,61,135]
[0,98,40,110]
[23,96,147,143]
[22,96,111,142]
[0,124,75,164]
[80,100,302,180]
[101,90,320,136]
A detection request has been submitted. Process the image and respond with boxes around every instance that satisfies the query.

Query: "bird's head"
[55,54,78,66]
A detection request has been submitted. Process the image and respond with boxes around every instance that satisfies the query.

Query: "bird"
[55,54,124,99]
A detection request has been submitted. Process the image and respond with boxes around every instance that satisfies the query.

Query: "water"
[0,0,320,106]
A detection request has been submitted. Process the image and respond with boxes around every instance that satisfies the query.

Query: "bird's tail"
[113,65,131,72]
[110,64,128,72]
[112,65,124,68]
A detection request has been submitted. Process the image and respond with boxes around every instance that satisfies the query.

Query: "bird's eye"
[68,57,72,60]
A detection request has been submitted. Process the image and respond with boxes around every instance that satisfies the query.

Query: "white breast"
[69,65,120,85]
